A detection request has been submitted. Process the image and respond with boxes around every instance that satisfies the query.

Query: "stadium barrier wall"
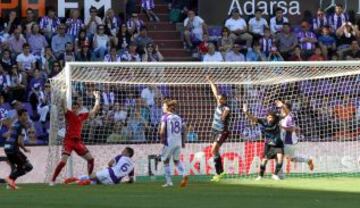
[1,142,360,183]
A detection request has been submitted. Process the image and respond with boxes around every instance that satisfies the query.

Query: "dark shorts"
[263,144,284,160]
[5,151,28,167]
[212,130,230,145]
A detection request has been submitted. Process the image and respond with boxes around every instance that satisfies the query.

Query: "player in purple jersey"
[160,99,188,187]
[276,100,314,178]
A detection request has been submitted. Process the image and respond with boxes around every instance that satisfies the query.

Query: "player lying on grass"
[160,99,188,187]
[50,91,101,186]
[3,109,33,189]
[276,100,314,178]
[243,104,284,180]
[206,76,231,182]
[64,147,135,185]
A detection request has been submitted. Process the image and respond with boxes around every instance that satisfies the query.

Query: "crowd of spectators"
[183,4,360,62]
[0,1,359,145]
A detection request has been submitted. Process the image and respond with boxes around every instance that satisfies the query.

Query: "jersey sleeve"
[114,154,122,163]
[161,114,168,123]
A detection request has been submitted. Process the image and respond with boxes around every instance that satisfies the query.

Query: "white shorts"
[161,145,181,162]
[95,168,115,185]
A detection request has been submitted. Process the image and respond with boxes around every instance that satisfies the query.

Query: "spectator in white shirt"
[270,8,289,34]
[225,43,245,62]
[225,8,253,48]
[16,43,36,74]
[203,43,224,62]
[92,25,110,61]
[85,7,102,38]
[183,10,208,50]
[248,9,269,40]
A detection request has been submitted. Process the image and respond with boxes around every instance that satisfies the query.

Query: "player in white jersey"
[276,100,314,178]
[64,147,135,185]
[160,99,188,187]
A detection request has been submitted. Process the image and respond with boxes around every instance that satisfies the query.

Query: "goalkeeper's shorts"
[62,138,89,156]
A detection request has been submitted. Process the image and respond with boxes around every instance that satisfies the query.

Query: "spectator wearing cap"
[270,8,289,34]
[203,42,223,62]
[318,26,336,59]
[275,23,298,60]
[66,9,84,41]
[7,28,27,57]
[85,7,102,39]
[27,23,48,57]
[312,8,329,35]
[248,9,269,40]
[297,21,317,58]
[39,8,61,41]
[183,10,208,50]
[92,25,110,61]
[16,43,36,74]
[51,24,72,59]
[121,42,141,61]
[104,47,122,62]
[135,27,153,55]
[142,43,164,62]
[343,40,360,60]
[224,42,245,62]
[329,4,349,32]
[225,8,253,48]
[126,13,145,36]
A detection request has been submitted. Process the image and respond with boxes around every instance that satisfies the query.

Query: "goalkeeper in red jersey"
[49,91,101,186]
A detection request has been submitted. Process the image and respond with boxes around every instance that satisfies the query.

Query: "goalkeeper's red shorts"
[62,137,89,156]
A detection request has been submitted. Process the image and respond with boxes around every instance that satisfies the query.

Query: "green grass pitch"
[1,177,360,208]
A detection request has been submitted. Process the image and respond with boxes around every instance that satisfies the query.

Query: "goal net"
[47,62,360,182]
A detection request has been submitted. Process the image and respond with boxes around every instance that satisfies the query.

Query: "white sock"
[164,164,172,184]
[176,162,186,177]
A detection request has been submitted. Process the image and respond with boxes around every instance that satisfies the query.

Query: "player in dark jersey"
[243,104,284,181]
[3,109,33,189]
[206,76,230,182]
[50,91,101,185]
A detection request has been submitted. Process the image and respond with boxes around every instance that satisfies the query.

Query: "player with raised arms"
[50,91,101,185]
[243,104,284,180]
[275,100,314,177]
[206,76,230,182]
[160,99,188,187]
[64,147,135,185]
[3,109,33,189]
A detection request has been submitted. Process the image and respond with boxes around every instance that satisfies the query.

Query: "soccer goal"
[47,61,360,182]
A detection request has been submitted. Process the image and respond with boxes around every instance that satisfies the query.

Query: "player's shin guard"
[87,159,94,175]
[275,162,283,175]
[52,161,66,182]
[164,164,172,184]
[214,153,223,175]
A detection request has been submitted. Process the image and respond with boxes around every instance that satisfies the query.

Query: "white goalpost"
[47,61,360,182]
